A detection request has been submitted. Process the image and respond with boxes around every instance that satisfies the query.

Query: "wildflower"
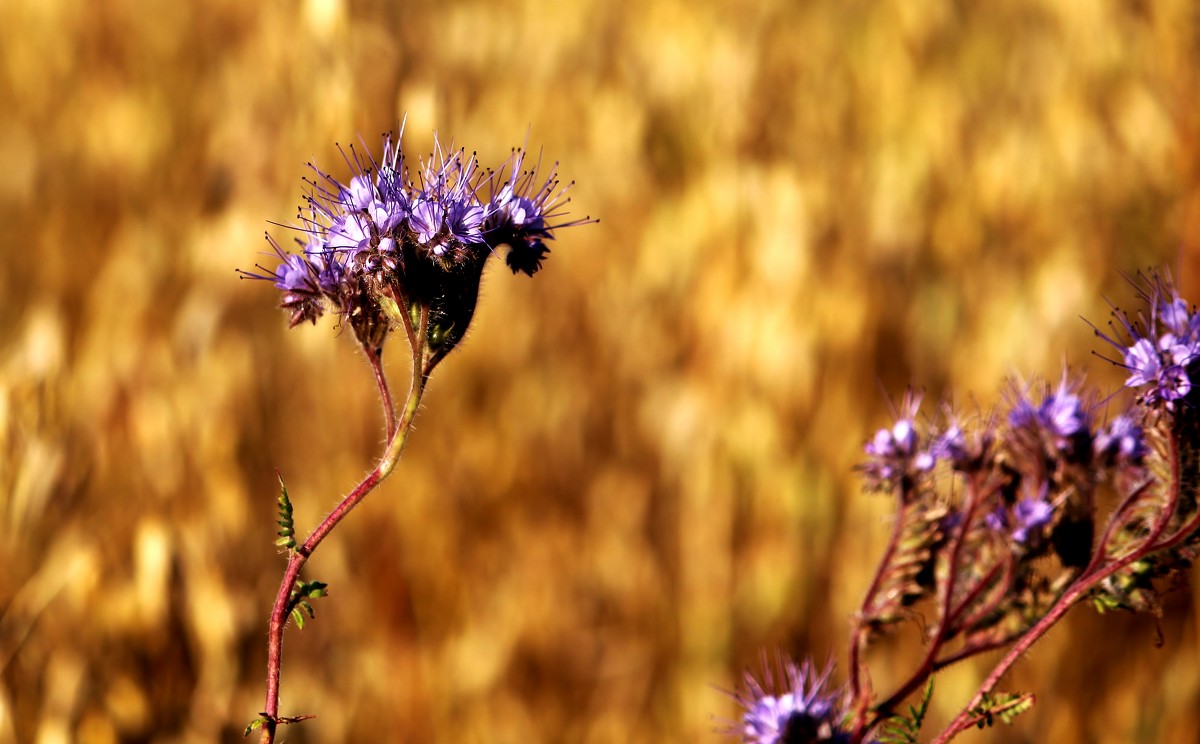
[486,147,579,276]
[1094,414,1148,467]
[727,655,851,744]
[1123,337,1192,404]
[983,488,1055,550]
[1007,377,1092,464]
[1011,493,1054,545]
[239,126,592,364]
[1093,271,1200,408]
[862,395,935,489]
[931,409,995,473]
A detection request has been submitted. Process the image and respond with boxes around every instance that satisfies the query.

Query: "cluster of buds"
[242,127,590,368]
[727,272,1200,743]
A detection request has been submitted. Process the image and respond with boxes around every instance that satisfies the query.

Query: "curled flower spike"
[726,654,854,744]
[239,125,594,366]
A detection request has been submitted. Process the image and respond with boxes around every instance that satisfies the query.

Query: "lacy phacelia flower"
[862,396,935,489]
[1007,377,1092,463]
[1094,413,1148,467]
[240,127,591,362]
[728,655,851,744]
[984,489,1055,548]
[1094,271,1200,408]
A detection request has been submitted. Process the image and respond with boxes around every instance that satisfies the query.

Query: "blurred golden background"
[4,0,1200,741]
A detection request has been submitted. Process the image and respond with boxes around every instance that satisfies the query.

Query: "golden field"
[2,0,1200,741]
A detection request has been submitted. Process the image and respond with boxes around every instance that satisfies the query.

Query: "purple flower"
[341,173,376,211]
[486,147,593,276]
[1093,414,1148,466]
[726,655,850,744]
[240,125,591,359]
[985,490,1055,547]
[274,252,318,294]
[1093,271,1200,408]
[1157,295,1200,342]
[409,199,445,247]
[1011,494,1054,545]
[1039,386,1087,439]
[1007,377,1092,462]
[862,399,936,489]
[1123,335,1193,405]
[1009,379,1086,437]
[446,199,486,244]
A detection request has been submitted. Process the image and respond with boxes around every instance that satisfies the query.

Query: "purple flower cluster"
[1007,377,1093,465]
[728,655,853,744]
[1097,272,1200,408]
[242,128,590,360]
[731,272,1198,744]
[984,487,1055,547]
[861,395,936,488]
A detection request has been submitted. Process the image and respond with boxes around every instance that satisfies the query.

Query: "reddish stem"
[933,435,1185,743]
[863,475,996,732]
[847,482,914,734]
[257,308,431,744]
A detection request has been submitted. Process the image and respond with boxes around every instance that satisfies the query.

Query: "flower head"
[1007,376,1093,464]
[486,147,592,276]
[1094,413,1148,468]
[861,393,936,489]
[1093,271,1200,409]
[240,125,593,365]
[984,487,1056,550]
[726,654,851,744]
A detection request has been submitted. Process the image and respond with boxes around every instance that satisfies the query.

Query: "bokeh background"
[4,0,1200,741]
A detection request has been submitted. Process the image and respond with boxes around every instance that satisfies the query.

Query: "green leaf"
[244,715,268,737]
[971,691,1035,729]
[873,677,934,743]
[275,473,297,552]
[291,606,307,630]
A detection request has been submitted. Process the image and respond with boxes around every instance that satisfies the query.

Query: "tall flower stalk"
[240,126,590,743]
[725,271,1200,744]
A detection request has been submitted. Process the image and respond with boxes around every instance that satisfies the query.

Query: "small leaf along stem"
[256,306,432,744]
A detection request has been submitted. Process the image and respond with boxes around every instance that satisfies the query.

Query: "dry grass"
[3,0,1200,741]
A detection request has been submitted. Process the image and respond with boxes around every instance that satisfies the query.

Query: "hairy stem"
[866,475,994,730]
[258,309,431,744]
[932,436,1184,743]
[365,343,397,442]
[848,480,917,738]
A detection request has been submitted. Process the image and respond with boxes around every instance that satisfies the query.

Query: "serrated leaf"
[275,473,297,551]
[972,691,1034,729]
[872,677,934,744]
[291,606,307,630]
